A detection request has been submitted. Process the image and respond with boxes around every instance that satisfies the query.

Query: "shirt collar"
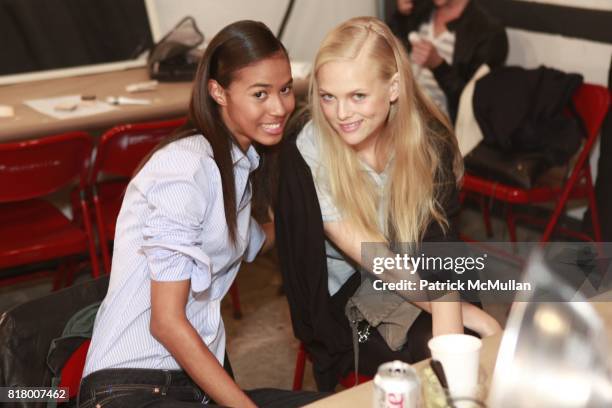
[230,142,260,172]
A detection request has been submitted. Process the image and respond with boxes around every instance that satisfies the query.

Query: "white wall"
[516,0,612,12]
[147,0,378,63]
[147,0,289,44]
[280,0,378,61]
[506,29,611,87]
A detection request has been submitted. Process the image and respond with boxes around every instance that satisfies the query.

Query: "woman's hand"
[461,303,502,338]
[411,40,444,69]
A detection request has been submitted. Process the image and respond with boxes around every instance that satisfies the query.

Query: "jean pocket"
[84,385,157,408]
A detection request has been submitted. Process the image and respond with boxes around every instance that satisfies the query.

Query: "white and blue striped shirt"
[83,134,265,376]
[412,13,456,116]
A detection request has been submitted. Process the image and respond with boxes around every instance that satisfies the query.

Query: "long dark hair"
[139,20,288,244]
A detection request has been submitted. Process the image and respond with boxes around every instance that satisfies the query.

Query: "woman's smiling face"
[213,52,295,150]
[316,54,398,155]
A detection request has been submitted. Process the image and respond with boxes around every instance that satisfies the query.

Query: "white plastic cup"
[428,334,482,399]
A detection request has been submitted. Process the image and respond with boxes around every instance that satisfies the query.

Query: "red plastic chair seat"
[462,172,591,205]
[0,200,90,269]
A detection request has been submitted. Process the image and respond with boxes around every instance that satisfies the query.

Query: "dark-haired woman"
[79,21,323,408]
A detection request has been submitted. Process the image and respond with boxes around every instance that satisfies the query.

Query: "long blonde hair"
[310,16,462,245]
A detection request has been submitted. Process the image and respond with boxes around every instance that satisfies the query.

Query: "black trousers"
[78,368,327,408]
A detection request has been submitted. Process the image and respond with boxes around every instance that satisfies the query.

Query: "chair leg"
[293,343,307,391]
[505,205,518,250]
[93,197,112,275]
[585,168,602,242]
[64,258,78,287]
[481,196,494,238]
[230,282,242,319]
[81,198,101,279]
[541,163,588,243]
[52,261,68,291]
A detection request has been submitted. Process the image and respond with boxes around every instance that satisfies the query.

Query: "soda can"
[373,360,420,408]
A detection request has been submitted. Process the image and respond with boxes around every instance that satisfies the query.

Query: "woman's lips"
[339,120,362,133]
[261,122,283,135]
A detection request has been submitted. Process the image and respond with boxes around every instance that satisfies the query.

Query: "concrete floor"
[0,207,559,392]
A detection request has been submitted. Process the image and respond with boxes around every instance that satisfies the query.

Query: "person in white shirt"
[390,0,508,121]
[80,20,325,408]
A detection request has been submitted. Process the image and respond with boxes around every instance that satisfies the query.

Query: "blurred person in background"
[389,0,508,121]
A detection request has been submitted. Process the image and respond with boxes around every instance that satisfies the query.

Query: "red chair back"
[572,83,610,140]
[0,132,93,202]
[92,118,187,181]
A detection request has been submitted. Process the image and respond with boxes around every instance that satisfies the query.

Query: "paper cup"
[428,334,482,400]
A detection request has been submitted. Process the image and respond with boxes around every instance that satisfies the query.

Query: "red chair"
[90,118,243,318]
[0,132,100,288]
[292,342,371,391]
[58,339,91,400]
[461,83,610,243]
[90,118,187,273]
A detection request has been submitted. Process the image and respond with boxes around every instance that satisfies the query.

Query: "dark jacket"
[473,66,584,165]
[388,0,508,121]
[275,114,462,390]
[0,276,109,408]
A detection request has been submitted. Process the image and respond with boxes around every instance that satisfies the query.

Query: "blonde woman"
[276,16,500,390]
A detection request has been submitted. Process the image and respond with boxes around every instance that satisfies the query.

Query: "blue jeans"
[78,368,327,407]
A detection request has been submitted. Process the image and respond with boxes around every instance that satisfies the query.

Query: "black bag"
[147,17,204,82]
[465,102,586,189]
[464,143,551,189]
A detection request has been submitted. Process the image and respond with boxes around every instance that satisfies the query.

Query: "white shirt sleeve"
[138,148,213,293]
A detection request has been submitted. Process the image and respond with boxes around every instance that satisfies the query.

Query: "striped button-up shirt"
[412,13,456,116]
[83,134,265,376]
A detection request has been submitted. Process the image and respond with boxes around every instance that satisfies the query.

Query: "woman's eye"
[280,86,293,95]
[320,94,334,102]
[254,91,268,99]
[353,93,367,101]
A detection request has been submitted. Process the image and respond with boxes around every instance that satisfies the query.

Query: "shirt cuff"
[244,217,265,262]
[142,243,212,293]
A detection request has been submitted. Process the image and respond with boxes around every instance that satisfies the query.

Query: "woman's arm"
[324,220,501,337]
[259,221,275,254]
[323,220,464,336]
[150,280,256,408]
[258,206,276,254]
[461,302,502,337]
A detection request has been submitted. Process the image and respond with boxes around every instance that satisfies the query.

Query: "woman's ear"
[389,72,400,103]
[208,79,227,106]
